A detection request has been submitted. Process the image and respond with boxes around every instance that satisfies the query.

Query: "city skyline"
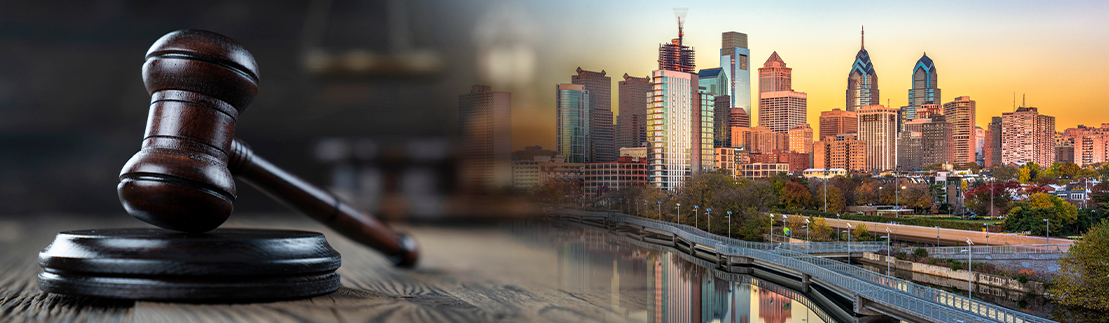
[492,0,1109,151]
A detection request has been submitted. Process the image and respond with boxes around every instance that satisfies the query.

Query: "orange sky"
[475,1,1109,151]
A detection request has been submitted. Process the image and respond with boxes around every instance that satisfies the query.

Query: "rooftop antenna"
[1023,93,1026,108]
[674,8,688,45]
[1013,92,1016,111]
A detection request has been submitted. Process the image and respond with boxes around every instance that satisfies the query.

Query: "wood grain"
[0,214,639,323]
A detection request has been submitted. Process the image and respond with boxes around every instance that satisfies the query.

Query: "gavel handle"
[227,139,418,267]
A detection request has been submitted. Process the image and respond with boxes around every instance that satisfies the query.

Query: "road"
[777,214,1074,247]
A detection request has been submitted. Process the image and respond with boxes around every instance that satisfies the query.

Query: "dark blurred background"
[0,0,502,217]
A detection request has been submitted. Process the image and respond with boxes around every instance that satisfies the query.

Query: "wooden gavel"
[117,29,418,267]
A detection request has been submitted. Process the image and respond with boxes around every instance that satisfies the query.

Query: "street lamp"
[1043,218,1050,244]
[676,203,681,223]
[726,211,733,239]
[936,226,941,246]
[805,218,811,242]
[768,214,775,242]
[962,237,975,299]
[694,206,699,229]
[884,227,892,275]
[846,223,853,265]
[707,208,713,233]
[657,201,661,221]
[983,223,990,247]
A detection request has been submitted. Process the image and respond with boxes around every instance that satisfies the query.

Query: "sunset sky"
[486,0,1109,151]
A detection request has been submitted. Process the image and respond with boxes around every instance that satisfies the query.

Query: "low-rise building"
[738,163,789,179]
[802,168,847,179]
[584,156,648,197]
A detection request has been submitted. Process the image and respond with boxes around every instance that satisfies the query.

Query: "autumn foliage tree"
[964,181,1020,216]
[780,181,813,210]
[1051,219,1109,311]
[1002,193,1077,235]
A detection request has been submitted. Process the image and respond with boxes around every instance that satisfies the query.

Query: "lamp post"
[676,203,681,223]
[824,169,830,213]
[805,218,811,242]
[726,211,733,239]
[657,201,661,221]
[1043,218,1050,245]
[694,206,699,229]
[846,223,853,265]
[768,214,775,243]
[984,223,990,247]
[707,208,713,233]
[885,227,892,275]
[963,237,975,299]
[936,226,941,246]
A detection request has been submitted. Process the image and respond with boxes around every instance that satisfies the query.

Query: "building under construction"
[658,10,695,73]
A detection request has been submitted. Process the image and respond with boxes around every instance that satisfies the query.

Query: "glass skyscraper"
[556,83,590,163]
[846,27,878,112]
[904,53,940,129]
[720,31,751,117]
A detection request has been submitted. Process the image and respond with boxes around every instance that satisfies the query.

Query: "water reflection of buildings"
[758,288,792,323]
[553,225,757,323]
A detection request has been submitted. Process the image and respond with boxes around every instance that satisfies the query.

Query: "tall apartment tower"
[847,27,879,112]
[649,70,710,190]
[917,115,955,166]
[556,83,590,163]
[1001,106,1055,165]
[720,31,752,117]
[985,117,1003,167]
[897,131,923,170]
[658,20,695,73]
[731,108,751,128]
[857,105,899,171]
[819,109,857,140]
[943,96,976,164]
[571,68,614,162]
[904,53,940,129]
[813,135,867,172]
[758,52,807,133]
[788,124,814,153]
[714,95,732,147]
[975,126,985,166]
[698,68,731,147]
[617,74,651,149]
[459,85,512,189]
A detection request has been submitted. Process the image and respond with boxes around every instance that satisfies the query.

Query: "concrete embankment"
[858,252,1046,295]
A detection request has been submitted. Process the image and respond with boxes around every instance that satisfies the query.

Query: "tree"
[780,181,813,210]
[809,216,834,242]
[1091,182,1109,213]
[1018,162,1041,184]
[785,215,806,239]
[1002,193,1078,235]
[992,164,1019,182]
[677,173,738,224]
[1051,219,1109,311]
[898,184,933,212]
[853,223,872,241]
[856,180,879,205]
[964,181,1019,216]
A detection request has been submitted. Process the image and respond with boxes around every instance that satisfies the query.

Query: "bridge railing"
[557,209,1052,323]
[921,244,1069,256]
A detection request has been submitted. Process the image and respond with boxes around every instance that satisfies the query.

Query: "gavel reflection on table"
[37,29,418,302]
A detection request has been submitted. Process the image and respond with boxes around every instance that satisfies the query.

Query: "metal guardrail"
[557,208,1053,323]
[922,244,1069,256]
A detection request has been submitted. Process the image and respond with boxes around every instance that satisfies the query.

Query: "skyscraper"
[572,68,615,162]
[788,124,813,153]
[720,31,751,116]
[758,52,807,134]
[846,27,879,112]
[1001,106,1055,165]
[714,95,731,147]
[943,96,976,164]
[618,74,651,149]
[919,115,955,167]
[904,53,940,128]
[648,70,701,190]
[459,85,512,189]
[556,83,590,163]
[730,108,751,129]
[813,135,867,172]
[857,105,899,171]
[819,109,857,141]
[699,68,730,147]
[897,131,922,170]
[985,117,1002,167]
[975,126,985,166]
[697,68,728,96]
[658,20,695,73]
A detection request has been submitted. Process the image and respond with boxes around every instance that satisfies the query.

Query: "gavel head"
[118,29,259,232]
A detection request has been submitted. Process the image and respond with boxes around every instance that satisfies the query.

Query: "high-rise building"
[714,95,732,147]
[556,83,590,163]
[697,68,728,96]
[459,85,512,189]
[617,73,651,149]
[720,31,751,117]
[857,105,898,171]
[984,117,1002,167]
[572,68,615,162]
[758,52,807,134]
[788,124,813,153]
[696,88,716,172]
[943,96,976,164]
[897,131,922,171]
[1001,106,1055,165]
[659,25,695,73]
[1061,124,1109,166]
[731,126,788,154]
[648,70,707,190]
[904,53,940,128]
[847,27,879,112]
[919,115,954,167]
[819,109,857,140]
[813,135,867,172]
[975,126,985,166]
[730,108,751,129]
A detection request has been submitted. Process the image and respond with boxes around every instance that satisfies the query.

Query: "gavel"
[116,29,418,267]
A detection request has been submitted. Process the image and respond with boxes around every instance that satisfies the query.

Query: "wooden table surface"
[0,213,631,323]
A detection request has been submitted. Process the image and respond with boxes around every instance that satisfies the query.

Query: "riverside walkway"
[555,208,1054,323]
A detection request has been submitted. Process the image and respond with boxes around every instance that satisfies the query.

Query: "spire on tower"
[861,25,865,50]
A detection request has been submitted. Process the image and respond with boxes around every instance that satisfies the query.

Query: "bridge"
[556,209,1054,323]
